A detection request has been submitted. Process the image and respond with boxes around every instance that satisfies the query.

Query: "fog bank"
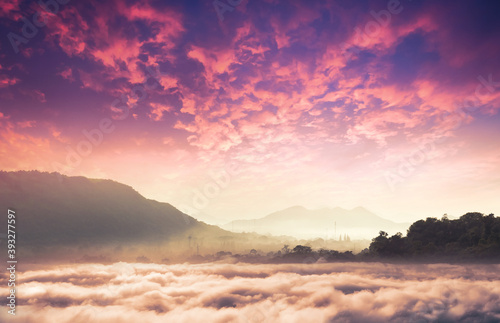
[1,262,499,322]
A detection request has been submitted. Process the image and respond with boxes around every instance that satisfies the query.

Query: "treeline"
[182,212,500,264]
[186,244,356,264]
[271,245,355,263]
[196,212,500,264]
[368,212,500,260]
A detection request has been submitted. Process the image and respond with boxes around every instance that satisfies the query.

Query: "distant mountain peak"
[224,205,410,240]
[285,205,308,211]
[351,206,370,213]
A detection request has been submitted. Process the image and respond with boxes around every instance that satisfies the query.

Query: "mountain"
[0,171,238,261]
[0,171,404,262]
[223,206,410,240]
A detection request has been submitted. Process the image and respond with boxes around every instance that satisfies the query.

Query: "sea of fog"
[1,262,499,322]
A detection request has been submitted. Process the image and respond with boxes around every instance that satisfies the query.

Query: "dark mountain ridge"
[0,171,233,260]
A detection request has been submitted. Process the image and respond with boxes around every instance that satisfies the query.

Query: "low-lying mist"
[2,262,499,322]
[15,230,369,264]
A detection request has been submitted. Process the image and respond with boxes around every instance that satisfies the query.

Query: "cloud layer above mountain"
[1,0,500,220]
[2,262,499,322]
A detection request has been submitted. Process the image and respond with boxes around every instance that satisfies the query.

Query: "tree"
[292,245,312,255]
[369,231,389,256]
[368,212,500,259]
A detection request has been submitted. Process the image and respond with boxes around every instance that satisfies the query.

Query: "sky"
[1,0,500,223]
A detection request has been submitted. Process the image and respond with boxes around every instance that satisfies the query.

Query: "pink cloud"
[0,74,19,88]
[1,262,499,322]
[148,103,172,121]
[0,0,22,19]
[47,7,89,57]
[0,120,54,170]
[59,67,75,82]
[78,69,105,92]
[44,0,185,94]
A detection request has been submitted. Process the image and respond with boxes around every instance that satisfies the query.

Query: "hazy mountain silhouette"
[223,206,410,239]
[0,171,229,251]
[1,171,323,262]
[0,171,405,262]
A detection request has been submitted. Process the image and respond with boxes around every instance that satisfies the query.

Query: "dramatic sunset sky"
[1,0,499,222]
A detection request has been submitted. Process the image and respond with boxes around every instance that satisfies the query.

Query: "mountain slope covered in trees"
[0,171,248,261]
[0,171,217,244]
[369,213,500,260]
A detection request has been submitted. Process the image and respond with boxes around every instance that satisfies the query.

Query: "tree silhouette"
[292,245,312,255]
[368,212,500,259]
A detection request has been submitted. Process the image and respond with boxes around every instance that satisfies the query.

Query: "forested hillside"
[369,213,500,260]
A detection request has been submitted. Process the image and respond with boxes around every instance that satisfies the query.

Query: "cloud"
[4,0,499,162]
[161,0,500,167]
[0,74,19,88]
[1,262,499,323]
[58,67,75,82]
[44,0,184,95]
[0,0,22,18]
[148,103,173,121]
[1,0,500,221]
